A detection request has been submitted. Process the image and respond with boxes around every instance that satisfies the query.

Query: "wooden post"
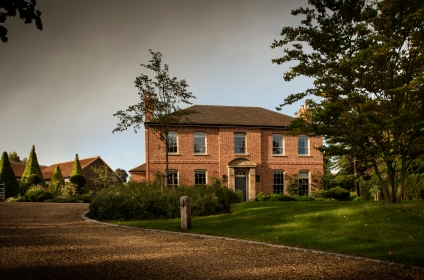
[180,196,191,230]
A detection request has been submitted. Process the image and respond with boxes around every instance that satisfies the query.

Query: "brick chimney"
[295,104,307,118]
[144,93,153,122]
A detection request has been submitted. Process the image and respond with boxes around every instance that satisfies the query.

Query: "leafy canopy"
[0,0,43,42]
[272,0,424,203]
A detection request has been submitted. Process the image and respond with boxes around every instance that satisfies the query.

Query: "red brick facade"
[145,120,323,201]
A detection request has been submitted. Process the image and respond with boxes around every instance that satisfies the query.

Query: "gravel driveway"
[0,202,423,280]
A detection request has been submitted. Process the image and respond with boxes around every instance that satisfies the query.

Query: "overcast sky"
[0,0,313,173]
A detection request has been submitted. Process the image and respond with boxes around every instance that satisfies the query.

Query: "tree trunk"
[373,160,390,203]
[396,156,407,203]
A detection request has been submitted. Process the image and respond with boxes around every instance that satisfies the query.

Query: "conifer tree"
[19,145,46,192]
[71,154,84,176]
[0,151,19,198]
[50,165,65,186]
[70,154,86,195]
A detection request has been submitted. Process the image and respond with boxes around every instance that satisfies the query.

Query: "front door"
[235,169,247,201]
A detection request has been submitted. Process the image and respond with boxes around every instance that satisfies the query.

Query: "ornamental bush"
[25,186,47,202]
[0,151,19,198]
[89,182,242,220]
[327,186,350,201]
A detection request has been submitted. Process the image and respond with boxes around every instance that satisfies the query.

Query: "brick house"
[42,156,121,192]
[141,105,323,201]
[128,163,146,182]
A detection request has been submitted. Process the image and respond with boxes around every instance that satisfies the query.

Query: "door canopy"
[227,158,257,168]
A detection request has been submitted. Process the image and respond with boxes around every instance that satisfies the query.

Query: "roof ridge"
[48,156,100,166]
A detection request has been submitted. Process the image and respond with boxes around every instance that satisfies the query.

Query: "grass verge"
[109,200,424,266]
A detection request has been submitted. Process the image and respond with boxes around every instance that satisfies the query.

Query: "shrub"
[327,186,350,201]
[25,186,46,202]
[89,182,241,220]
[256,192,268,202]
[349,192,358,201]
[48,182,63,197]
[0,151,20,198]
[61,184,77,198]
[353,196,362,201]
[311,190,328,199]
[70,174,87,195]
[36,191,53,202]
[294,195,314,201]
[6,194,28,202]
[287,175,299,196]
[420,189,424,199]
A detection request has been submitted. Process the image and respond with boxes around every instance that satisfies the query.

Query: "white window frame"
[194,170,207,185]
[167,131,178,154]
[167,170,178,187]
[272,134,284,155]
[298,135,309,155]
[298,170,310,196]
[273,170,284,194]
[234,133,246,154]
[194,132,207,154]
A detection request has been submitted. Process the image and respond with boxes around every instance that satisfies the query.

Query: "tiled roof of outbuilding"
[129,163,146,172]
[146,105,294,128]
[42,156,100,179]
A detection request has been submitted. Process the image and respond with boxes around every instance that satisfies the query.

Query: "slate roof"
[42,156,100,179]
[146,105,294,128]
[129,163,146,172]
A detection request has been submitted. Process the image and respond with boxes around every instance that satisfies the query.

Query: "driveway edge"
[80,210,424,273]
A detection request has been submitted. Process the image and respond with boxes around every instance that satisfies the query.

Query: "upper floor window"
[273,170,284,194]
[194,170,207,185]
[167,131,178,153]
[194,132,206,154]
[298,171,309,196]
[272,134,284,155]
[234,133,246,154]
[298,135,309,155]
[167,170,178,187]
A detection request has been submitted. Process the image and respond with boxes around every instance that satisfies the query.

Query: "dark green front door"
[235,176,247,201]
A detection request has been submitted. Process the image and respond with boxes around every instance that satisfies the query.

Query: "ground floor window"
[273,170,284,193]
[194,170,206,185]
[298,171,309,196]
[167,170,178,187]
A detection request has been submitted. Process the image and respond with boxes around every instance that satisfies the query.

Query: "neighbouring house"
[42,156,121,192]
[10,162,47,182]
[137,104,323,201]
[128,163,146,182]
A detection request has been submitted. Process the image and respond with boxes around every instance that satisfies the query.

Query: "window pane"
[167,170,178,187]
[298,171,309,196]
[194,132,206,153]
[167,132,178,153]
[298,135,309,155]
[234,133,245,154]
[273,170,284,194]
[272,134,283,154]
[194,170,206,185]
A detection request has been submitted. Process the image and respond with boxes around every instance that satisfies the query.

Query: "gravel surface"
[0,202,423,280]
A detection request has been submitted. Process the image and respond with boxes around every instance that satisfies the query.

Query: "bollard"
[180,196,192,230]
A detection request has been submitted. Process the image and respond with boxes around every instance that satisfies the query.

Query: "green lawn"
[110,200,424,266]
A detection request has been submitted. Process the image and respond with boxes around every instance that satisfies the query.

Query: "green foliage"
[272,0,424,203]
[50,165,65,186]
[0,151,19,198]
[19,145,46,189]
[8,151,22,163]
[24,186,48,202]
[48,182,63,197]
[28,174,42,185]
[287,175,299,196]
[113,50,196,185]
[71,154,84,176]
[6,194,28,202]
[92,164,114,190]
[60,184,77,198]
[255,192,297,202]
[69,174,87,195]
[327,187,350,201]
[293,195,314,201]
[89,182,242,220]
[311,190,329,199]
[0,0,43,43]
[114,168,128,182]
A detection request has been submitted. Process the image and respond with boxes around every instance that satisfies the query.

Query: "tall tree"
[272,0,424,203]
[19,145,46,191]
[92,164,114,190]
[113,49,196,187]
[8,151,22,163]
[0,151,19,198]
[114,168,128,182]
[0,0,43,42]
[70,154,86,195]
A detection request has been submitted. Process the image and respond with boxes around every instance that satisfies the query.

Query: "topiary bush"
[327,186,350,201]
[311,190,329,200]
[294,195,314,201]
[255,192,297,202]
[25,186,47,202]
